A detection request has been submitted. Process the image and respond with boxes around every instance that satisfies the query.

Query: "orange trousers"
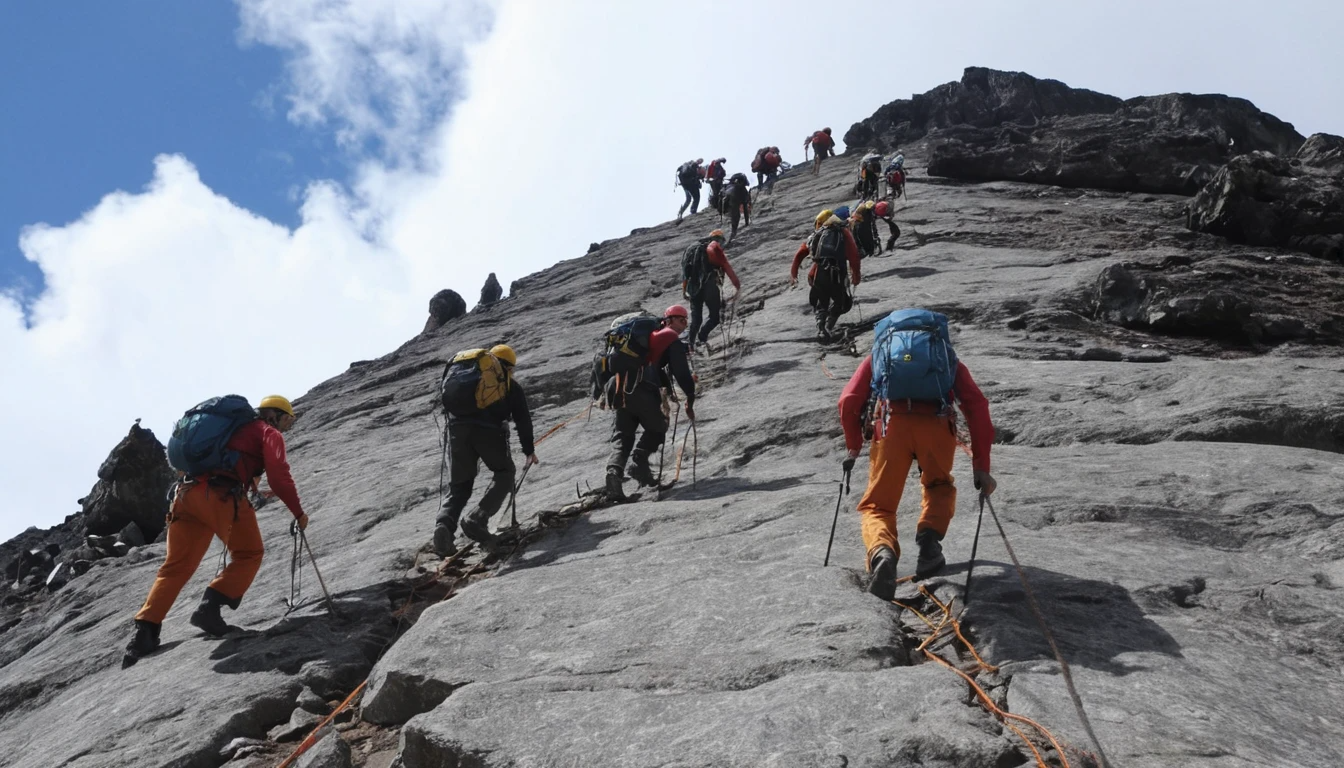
[135,481,264,624]
[857,412,957,565]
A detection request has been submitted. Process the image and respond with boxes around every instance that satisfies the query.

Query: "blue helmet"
[833,205,850,220]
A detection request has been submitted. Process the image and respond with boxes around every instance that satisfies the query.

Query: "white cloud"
[5,0,1343,539]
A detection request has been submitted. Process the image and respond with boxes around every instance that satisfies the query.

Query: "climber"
[885,151,906,199]
[857,152,884,202]
[756,147,783,194]
[805,128,835,175]
[719,172,752,243]
[681,229,741,353]
[837,308,996,601]
[705,158,727,210]
[851,200,880,258]
[125,395,308,664]
[790,208,861,340]
[434,345,537,556]
[675,158,705,223]
[479,272,503,306]
[874,200,902,251]
[603,305,697,500]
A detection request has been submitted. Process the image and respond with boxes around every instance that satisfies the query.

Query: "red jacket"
[790,227,861,285]
[838,357,993,472]
[706,241,741,290]
[226,420,304,518]
[807,131,835,151]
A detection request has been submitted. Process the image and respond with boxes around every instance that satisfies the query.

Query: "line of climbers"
[123,145,991,666]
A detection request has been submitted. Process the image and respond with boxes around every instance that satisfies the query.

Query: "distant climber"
[857,151,884,202]
[434,345,537,556]
[680,229,742,353]
[874,200,902,251]
[675,158,705,223]
[423,289,467,333]
[125,395,307,665]
[752,146,784,194]
[599,305,697,500]
[706,158,727,210]
[479,273,503,307]
[885,152,906,199]
[837,308,996,601]
[790,208,861,340]
[851,200,880,258]
[805,128,835,175]
[719,172,752,244]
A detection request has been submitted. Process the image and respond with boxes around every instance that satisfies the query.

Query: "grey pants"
[437,422,516,532]
[605,385,667,476]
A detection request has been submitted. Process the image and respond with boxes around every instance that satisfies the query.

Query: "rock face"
[3,73,1344,768]
[846,67,1304,195]
[79,421,175,539]
[421,288,466,333]
[1186,139,1344,260]
[477,272,503,307]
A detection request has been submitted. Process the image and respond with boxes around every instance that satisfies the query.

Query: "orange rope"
[535,403,592,446]
[276,680,367,768]
[893,585,1071,768]
[820,360,836,380]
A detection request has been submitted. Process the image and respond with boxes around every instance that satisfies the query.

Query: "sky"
[2,0,1341,540]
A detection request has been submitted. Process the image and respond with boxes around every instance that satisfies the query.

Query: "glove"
[973,470,997,496]
[295,513,309,531]
[842,457,855,473]
[685,404,696,421]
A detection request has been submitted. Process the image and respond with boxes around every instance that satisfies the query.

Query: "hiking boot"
[628,452,657,487]
[189,588,234,637]
[915,529,946,580]
[866,546,898,602]
[604,470,627,501]
[432,523,457,558]
[459,517,497,546]
[124,619,161,659]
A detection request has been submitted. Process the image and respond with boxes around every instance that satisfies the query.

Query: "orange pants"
[135,481,264,624]
[857,412,957,565]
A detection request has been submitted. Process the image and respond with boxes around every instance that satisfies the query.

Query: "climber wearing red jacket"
[126,396,307,664]
[791,209,861,340]
[684,229,741,351]
[838,352,996,600]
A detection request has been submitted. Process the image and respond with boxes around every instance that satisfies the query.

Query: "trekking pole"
[963,493,988,604]
[659,402,681,501]
[823,458,855,566]
[691,421,699,488]
[507,463,532,529]
[299,530,340,619]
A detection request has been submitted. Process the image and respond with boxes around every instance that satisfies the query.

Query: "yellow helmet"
[814,209,834,230]
[860,200,876,211]
[490,344,517,366]
[258,395,294,416]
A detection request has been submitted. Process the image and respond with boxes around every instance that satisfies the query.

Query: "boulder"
[1295,132,1344,174]
[477,272,503,307]
[1186,144,1344,260]
[80,422,175,540]
[116,522,146,549]
[421,289,466,333]
[296,732,352,768]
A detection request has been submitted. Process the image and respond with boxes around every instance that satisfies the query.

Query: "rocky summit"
[3,68,1343,768]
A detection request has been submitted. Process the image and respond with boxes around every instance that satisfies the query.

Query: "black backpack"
[677,162,699,186]
[680,239,713,298]
[591,312,663,402]
[810,226,846,270]
[440,349,510,418]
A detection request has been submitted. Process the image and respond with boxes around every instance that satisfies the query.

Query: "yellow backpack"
[440,349,510,416]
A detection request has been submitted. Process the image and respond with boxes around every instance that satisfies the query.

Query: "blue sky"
[0,1,340,310]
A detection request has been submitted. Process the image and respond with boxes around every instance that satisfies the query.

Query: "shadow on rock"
[958,559,1182,675]
[662,475,811,501]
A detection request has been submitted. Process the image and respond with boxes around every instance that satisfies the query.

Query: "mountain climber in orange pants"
[126,396,307,661]
[838,340,996,600]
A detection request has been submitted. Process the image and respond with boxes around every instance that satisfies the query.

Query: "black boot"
[189,587,235,637]
[915,529,946,580]
[604,470,627,501]
[816,316,831,341]
[628,451,656,487]
[432,522,457,558]
[122,619,161,666]
[459,512,497,547]
[866,546,898,602]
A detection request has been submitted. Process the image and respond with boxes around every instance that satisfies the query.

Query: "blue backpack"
[870,309,959,406]
[167,395,257,478]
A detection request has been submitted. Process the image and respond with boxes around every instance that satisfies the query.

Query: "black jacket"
[449,378,536,455]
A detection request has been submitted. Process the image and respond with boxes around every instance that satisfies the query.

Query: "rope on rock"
[276,681,367,768]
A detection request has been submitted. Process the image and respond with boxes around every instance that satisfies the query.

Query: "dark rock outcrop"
[478,272,503,307]
[848,67,1304,195]
[80,422,175,540]
[1186,139,1344,260]
[422,289,466,333]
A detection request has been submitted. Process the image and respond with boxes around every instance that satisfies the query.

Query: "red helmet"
[875,201,890,217]
[664,304,689,320]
